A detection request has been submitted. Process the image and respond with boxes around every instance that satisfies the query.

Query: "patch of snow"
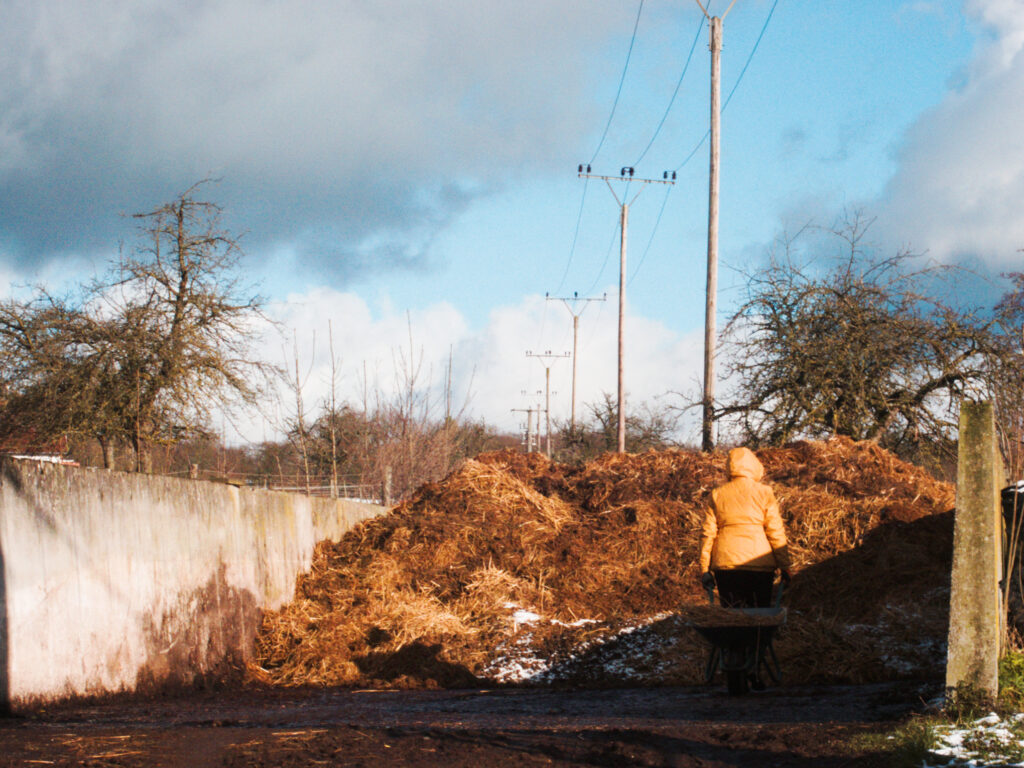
[534,613,676,685]
[512,609,541,625]
[927,713,1024,767]
[482,632,552,684]
[483,611,685,686]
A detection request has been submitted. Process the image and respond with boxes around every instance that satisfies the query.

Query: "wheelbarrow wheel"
[726,669,748,696]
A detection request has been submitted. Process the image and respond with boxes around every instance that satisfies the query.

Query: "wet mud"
[0,680,937,767]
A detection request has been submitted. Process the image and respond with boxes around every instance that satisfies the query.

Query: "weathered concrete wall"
[0,458,385,709]
[946,401,1004,698]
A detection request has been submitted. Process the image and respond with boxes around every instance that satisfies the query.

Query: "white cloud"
[241,286,705,445]
[876,0,1024,266]
[966,0,1024,70]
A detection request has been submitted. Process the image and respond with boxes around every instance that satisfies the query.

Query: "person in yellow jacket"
[699,446,791,608]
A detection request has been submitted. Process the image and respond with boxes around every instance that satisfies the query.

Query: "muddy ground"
[0,680,938,767]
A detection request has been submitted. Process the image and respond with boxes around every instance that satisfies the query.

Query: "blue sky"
[1,1,1021,443]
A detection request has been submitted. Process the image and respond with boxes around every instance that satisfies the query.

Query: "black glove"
[701,572,715,590]
[779,569,791,586]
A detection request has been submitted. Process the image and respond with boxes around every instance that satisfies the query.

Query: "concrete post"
[946,401,1004,699]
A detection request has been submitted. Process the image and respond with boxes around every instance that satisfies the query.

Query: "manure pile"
[252,437,955,689]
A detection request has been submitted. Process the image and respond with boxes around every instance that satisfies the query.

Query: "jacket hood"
[727,447,764,481]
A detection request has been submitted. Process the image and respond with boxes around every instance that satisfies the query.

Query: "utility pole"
[526,350,570,457]
[694,0,735,452]
[511,406,535,452]
[578,166,674,453]
[546,292,607,432]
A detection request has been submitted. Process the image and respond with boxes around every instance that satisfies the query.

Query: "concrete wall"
[0,457,386,710]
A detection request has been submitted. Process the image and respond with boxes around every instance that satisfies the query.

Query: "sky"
[1,0,1022,445]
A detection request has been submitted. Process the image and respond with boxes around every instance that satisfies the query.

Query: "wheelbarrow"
[690,581,786,695]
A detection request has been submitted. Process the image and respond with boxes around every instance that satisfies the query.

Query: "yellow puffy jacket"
[699,447,791,573]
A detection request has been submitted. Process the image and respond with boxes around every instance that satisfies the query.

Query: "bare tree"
[279,324,494,502]
[286,329,316,493]
[0,296,127,462]
[555,393,680,462]
[992,270,1024,642]
[0,181,275,470]
[718,213,1009,461]
[327,320,341,498]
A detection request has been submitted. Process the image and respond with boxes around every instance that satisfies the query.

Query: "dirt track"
[0,681,937,767]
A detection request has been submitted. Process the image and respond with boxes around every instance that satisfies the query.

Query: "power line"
[557,1,645,295]
[526,350,570,457]
[584,218,621,298]
[629,185,674,285]
[621,0,779,294]
[672,0,780,173]
[633,14,706,167]
[563,0,777,335]
[554,177,591,295]
[578,168,674,452]
[723,0,779,109]
[589,0,646,166]
[546,293,607,430]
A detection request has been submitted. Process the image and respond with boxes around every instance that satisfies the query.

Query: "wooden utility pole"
[577,167,674,452]
[546,292,607,431]
[617,201,628,453]
[695,0,734,452]
[527,350,570,457]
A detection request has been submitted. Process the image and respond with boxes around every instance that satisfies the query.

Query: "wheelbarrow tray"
[681,604,787,631]
[693,619,783,647]
[683,603,787,695]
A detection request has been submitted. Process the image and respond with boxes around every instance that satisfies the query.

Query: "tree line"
[3,190,1024,498]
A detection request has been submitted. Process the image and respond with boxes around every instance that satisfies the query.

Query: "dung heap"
[252,437,955,689]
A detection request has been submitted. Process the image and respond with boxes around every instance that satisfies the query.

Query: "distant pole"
[546,292,606,432]
[545,366,552,456]
[618,202,628,453]
[527,351,570,458]
[527,407,535,453]
[572,314,579,427]
[577,167,674,453]
[695,0,733,452]
[512,403,541,454]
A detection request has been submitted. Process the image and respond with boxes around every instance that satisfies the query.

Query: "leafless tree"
[718,213,1010,463]
[555,393,681,462]
[0,295,127,461]
[277,323,495,502]
[0,181,275,470]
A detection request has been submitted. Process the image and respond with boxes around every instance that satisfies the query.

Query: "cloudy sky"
[1,0,1020,444]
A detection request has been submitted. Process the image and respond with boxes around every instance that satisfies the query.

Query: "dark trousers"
[713,569,774,608]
